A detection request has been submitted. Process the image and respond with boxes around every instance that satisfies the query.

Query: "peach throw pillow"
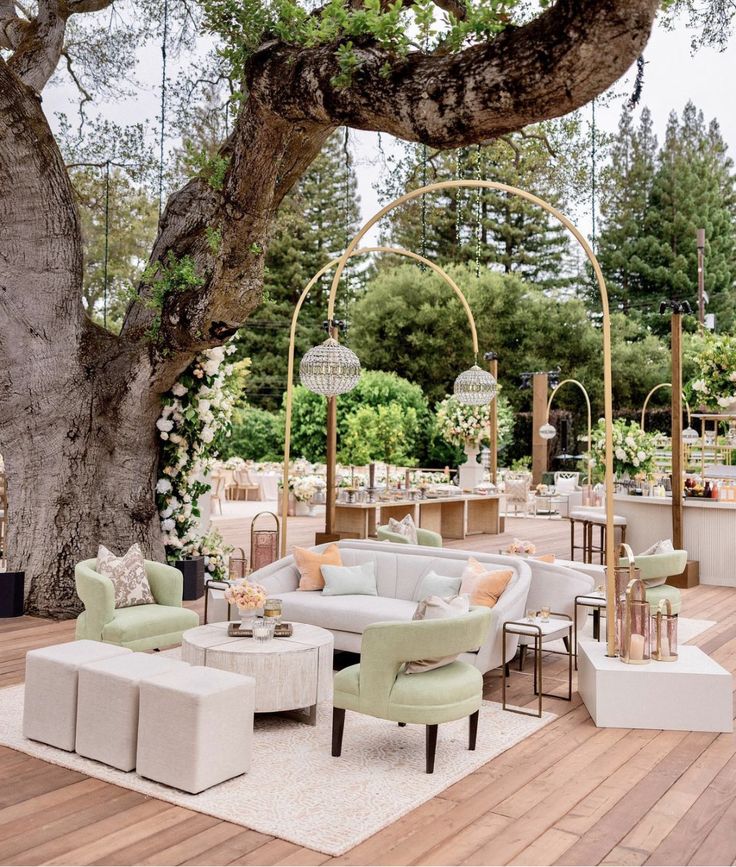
[294,544,342,591]
[460,557,513,608]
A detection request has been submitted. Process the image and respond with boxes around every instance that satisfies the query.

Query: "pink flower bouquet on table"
[225,579,267,625]
[505,538,536,556]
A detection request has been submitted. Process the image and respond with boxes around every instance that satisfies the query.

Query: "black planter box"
[176,557,205,601]
[0,572,25,618]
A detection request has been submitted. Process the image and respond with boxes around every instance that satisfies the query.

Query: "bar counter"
[613,493,736,586]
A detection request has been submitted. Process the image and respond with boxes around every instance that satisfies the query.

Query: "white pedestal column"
[458,443,484,490]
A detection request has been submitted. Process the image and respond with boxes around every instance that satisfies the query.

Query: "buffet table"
[333,494,502,541]
[612,494,736,586]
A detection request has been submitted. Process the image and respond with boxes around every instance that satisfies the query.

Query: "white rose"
[615,448,627,461]
[632,457,640,467]
[692,379,707,392]
[717,396,729,407]
[156,418,174,432]
[161,518,175,532]
[637,451,647,461]
[172,383,188,396]
[156,479,172,494]
[200,427,215,444]
[198,399,211,413]
[625,436,636,448]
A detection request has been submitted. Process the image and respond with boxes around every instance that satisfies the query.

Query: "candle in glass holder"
[264,598,282,623]
[629,633,645,660]
[527,609,537,623]
[540,606,550,622]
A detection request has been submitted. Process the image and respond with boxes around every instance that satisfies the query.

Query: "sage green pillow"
[413,570,462,602]
[321,561,378,596]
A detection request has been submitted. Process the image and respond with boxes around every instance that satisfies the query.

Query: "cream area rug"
[0,688,553,857]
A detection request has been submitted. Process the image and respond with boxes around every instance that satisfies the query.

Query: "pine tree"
[595,106,658,313]
[599,102,736,332]
[235,131,361,408]
[378,117,589,293]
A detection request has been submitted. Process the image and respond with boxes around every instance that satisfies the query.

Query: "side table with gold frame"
[502,614,573,718]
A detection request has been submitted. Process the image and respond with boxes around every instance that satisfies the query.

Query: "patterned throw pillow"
[96,543,155,608]
[388,514,418,545]
[406,595,470,673]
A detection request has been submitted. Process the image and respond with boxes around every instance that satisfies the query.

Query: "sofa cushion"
[294,544,342,591]
[388,514,418,545]
[97,543,155,608]
[322,562,378,597]
[413,570,462,602]
[279,591,417,634]
[101,604,198,646]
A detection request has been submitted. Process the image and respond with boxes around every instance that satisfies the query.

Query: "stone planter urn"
[458,441,484,490]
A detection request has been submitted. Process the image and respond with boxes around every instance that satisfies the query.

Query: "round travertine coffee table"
[181,622,333,725]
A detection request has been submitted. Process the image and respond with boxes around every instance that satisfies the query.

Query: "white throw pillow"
[388,514,418,545]
[96,543,155,608]
[321,561,378,597]
[555,476,578,493]
[406,595,470,674]
[638,539,676,556]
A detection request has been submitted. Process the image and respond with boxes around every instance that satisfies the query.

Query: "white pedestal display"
[578,640,732,733]
[458,443,484,490]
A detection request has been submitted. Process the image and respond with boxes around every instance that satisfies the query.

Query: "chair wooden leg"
[468,710,479,751]
[518,643,528,671]
[562,635,571,653]
[426,724,438,774]
[504,662,510,678]
[331,707,345,757]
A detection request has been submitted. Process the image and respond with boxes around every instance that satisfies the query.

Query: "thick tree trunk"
[2,321,166,617]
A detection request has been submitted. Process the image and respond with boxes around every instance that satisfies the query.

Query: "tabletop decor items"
[617,578,651,665]
[652,598,678,662]
[504,538,537,556]
[224,579,267,627]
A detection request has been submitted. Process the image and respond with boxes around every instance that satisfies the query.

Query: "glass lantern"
[617,578,651,665]
[228,547,251,581]
[652,598,678,662]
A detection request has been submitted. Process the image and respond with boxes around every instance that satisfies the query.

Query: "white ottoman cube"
[137,665,255,793]
[23,640,132,750]
[76,652,191,770]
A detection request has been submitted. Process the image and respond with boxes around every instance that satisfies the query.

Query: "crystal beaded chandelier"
[453,364,497,406]
[299,337,361,397]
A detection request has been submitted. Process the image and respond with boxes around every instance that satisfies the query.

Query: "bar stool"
[569,509,627,564]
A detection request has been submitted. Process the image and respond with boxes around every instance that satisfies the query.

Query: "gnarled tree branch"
[248,0,659,148]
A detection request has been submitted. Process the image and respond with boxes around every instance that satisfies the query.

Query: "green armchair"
[332,607,492,773]
[621,550,687,614]
[75,559,199,651]
[376,525,443,547]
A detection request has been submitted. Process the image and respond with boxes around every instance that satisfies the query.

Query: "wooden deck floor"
[1,518,736,866]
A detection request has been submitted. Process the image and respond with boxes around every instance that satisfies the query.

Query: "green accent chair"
[376,525,443,547]
[621,550,687,614]
[75,559,199,651]
[332,607,492,773]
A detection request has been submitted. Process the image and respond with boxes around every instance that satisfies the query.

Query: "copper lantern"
[652,598,678,662]
[617,578,651,665]
[250,511,280,572]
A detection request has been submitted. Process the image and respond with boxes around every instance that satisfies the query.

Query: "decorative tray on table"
[227,622,294,638]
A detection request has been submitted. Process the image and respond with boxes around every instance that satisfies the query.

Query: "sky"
[45,11,736,244]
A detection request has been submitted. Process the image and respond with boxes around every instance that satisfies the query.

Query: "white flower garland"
[155,343,243,579]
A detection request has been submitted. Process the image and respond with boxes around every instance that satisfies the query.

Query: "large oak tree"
[0,0,659,617]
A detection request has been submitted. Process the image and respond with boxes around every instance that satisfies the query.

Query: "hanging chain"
[158,0,169,221]
[474,144,482,278]
[103,159,111,330]
[420,143,428,265]
[343,127,351,324]
[591,97,597,251]
[455,148,462,253]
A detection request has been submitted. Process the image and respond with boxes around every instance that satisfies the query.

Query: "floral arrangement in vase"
[689,333,736,411]
[435,395,491,447]
[589,419,662,478]
[225,579,267,623]
[289,474,325,502]
[505,538,536,555]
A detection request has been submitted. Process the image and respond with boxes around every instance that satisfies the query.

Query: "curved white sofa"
[250,539,532,674]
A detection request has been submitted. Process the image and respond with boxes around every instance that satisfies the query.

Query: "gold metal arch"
[545,378,593,484]
[641,383,692,430]
[280,245,483,557]
[325,180,618,657]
